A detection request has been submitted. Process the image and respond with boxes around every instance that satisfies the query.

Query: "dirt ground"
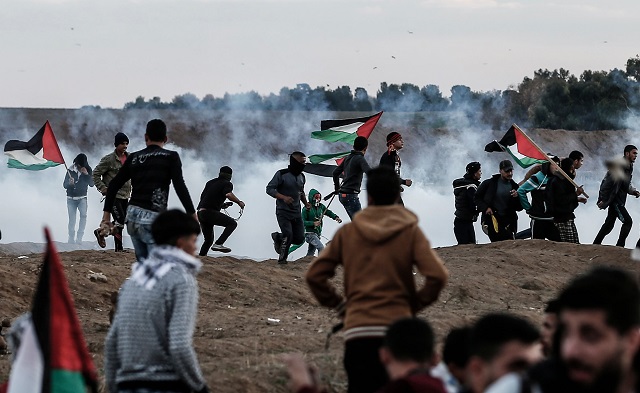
[0,240,637,392]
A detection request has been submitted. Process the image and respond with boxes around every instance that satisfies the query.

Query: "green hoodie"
[302,189,339,235]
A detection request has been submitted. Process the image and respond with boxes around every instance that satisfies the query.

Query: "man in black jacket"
[593,145,640,247]
[452,161,482,244]
[101,119,196,261]
[545,158,587,243]
[332,136,372,220]
[474,160,522,242]
[380,132,412,205]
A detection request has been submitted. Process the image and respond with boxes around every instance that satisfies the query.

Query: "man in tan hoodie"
[306,166,449,393]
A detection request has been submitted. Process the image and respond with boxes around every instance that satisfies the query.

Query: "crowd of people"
[37,118,640,393]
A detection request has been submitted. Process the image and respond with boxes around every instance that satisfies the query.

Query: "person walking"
[301,189,341,257]
[452,161,481,244]
[63,153,94,244]
[517,156,561,241]
[93,132,131,251]
[379,132,412,205]
[197,166,245,255]
[332,136,372,220]
[545,158,587,243]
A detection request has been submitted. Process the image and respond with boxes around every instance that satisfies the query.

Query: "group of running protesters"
[454,145,640,247]
[45,119,640,393]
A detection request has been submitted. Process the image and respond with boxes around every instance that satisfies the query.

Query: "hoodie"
[302,189,339,235]
[306,205,448,338]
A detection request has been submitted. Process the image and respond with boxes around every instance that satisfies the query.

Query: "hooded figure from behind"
[63,153,94,244]
[300,189,341,257]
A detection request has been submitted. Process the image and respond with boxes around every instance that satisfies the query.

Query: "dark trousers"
[276,214,304,262]
[531,219,560,241]
[339,193,362,220]
[484,213,517,242]
[454,218,476,244]
[594,204,632,247]
[197,209,238,256]
[344,337,388,393]
[112,198,128,251]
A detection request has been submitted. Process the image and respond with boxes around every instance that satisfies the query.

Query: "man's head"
[151,209,201,255]
[624,145,638,163]
[560,157,575,179]
[466,313,542,393]
[569,151,584,169]
[73,153,88,170]
[541,299,560,357]
[443,326,472,386]
[466,161,482,181]
[114,132,129,154]
[290,151,306,164]
[219,166,232,181]
[379,317,435,380]
[499,160,514,181]
[556,266,640,389]
[145,119,168,144]
[366,166,401,206]
[353,136,368,152]
[386,132,404,151]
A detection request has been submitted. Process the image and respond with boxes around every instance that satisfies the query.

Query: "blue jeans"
[339,193,362,220]
[126,205,158,261]
[67,197,87,243]
[305,232,325,256]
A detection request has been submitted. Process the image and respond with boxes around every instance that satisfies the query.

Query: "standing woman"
[63,153,94,244]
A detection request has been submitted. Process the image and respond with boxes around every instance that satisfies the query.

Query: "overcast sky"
[1,0,639,109]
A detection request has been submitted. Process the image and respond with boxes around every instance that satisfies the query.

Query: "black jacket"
[63,165,94,198]
[598,162,636,208]
[474,174,522,219]
[453,174,480,221]
[379,151,408,186]
[332,151,371,194]
[545,173,579,222]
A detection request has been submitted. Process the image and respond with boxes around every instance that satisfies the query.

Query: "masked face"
[313,194,321,206]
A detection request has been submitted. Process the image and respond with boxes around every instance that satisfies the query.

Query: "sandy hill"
[0,240,636,392]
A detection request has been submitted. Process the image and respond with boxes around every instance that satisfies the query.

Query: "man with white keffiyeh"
[105,210,210,393]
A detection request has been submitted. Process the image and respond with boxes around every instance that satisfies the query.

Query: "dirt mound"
[0,240,636,392]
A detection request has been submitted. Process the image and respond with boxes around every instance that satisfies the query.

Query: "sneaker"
[271,232,282,254]
[277,258,288,265]
[210,244,231,253]
[94,229,106,248]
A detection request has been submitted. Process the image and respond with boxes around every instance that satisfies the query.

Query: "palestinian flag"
[7,228,98,393]
[311,111,383,144]
[484,124,548,168]
[4,121,65,170]
[304,152,350,177]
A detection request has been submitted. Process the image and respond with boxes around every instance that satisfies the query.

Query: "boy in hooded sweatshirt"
[63,153,94,244]
[306,166,449,393]
[302,189,342,257]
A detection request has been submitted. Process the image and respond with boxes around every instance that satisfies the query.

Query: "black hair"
[151,209,201,246]
[544,299,561,314]
[290,151,306,160]
[146,119,167,142]
[568,151,583,161]
[469,313,540,361]
[443,326,472,368]
[73,153,92,174]
[353,136,368,151]
[366,166,401,205]
[560,157,574,174]
[557,266,640,334]
[625,145,638,155]
[383,317,435,363]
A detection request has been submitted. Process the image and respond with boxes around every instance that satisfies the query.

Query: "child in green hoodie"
[303,189,342,256]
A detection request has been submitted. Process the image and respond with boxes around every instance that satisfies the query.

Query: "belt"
[67,196,87,200]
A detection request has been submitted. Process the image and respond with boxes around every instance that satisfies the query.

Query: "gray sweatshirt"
[104,248,207,393]
[266,169,306,219]
[333,151,372,194]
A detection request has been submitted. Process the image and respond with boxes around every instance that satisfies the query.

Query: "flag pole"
[512,124,589,199]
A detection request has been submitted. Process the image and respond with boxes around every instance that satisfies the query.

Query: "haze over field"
[1,108,640,259]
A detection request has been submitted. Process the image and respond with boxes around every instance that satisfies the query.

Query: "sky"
[1,0,639,109]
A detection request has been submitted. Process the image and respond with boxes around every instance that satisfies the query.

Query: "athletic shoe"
[271,232,282,254]
[277,258,288,265]
[210,244,232,253]
[94,229,106,248]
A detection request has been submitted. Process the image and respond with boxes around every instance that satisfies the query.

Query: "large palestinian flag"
[4,121,65,170]
[7,228,98,393]
[304,151,350,177]
[311,112,383,144]
[484,124,548,168]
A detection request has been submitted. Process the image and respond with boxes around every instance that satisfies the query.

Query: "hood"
[308,188,320,201]
[352,205,418,243]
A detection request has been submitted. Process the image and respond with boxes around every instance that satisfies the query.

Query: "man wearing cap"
[197,166,245,255]
[452,162,482,244]
[474,160,523,242]
[380,132,412,205]
[93,132,131,252]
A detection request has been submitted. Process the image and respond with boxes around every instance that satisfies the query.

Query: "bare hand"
[336,217,342,223]
[486,207,493,215]
[305,202,311,209]
[314,221,321,227]
[578,197,587,204]
[510,189,518,197]
[635,191,640,198]
[282,353,316,393]
[100,187,107,195]
[69,177,75,185]
[597,201,604,209]
[405,179,413,187]
[80,167,88,175]
[238,201,246,209]
[281,195,294,205]
[576,186,585,196]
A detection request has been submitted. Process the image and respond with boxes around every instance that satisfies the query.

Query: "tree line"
[123,56,640,131]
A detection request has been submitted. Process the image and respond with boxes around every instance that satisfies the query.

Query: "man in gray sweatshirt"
[104,209,210,393]
[266,151,310,264]
[332,136,372,220]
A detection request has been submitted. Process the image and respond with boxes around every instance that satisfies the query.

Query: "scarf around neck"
[131,245,202,290]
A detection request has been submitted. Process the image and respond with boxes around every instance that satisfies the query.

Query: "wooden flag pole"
[513,124,589,199]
